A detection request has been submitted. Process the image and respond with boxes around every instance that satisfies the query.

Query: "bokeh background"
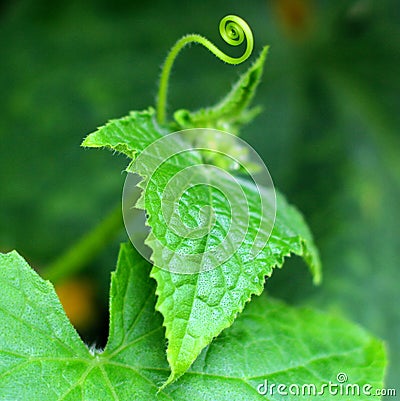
[0,0,399,395]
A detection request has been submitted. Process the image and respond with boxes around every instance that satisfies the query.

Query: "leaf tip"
[158,368,182,391]
[158,375,173,392]
[258,45,269,60]
[81,133,98,148]
[313,268,322,285]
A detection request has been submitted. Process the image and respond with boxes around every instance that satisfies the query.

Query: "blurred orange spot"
[55,279,96,330]
[271,0,314,39]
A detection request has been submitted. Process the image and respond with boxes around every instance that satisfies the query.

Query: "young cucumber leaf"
[83,107,321,384]
[173,47,268,135]
[0,246,386,400]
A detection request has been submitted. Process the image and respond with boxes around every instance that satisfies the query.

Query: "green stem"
[42,205,123,283]
[156,15,254,124]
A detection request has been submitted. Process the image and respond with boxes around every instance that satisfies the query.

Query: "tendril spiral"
[218,15,253,63]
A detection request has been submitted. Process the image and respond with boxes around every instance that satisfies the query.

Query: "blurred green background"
[0,0,399,395]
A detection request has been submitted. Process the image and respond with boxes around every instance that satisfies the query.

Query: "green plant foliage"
[173,47,268,135]
[0,0,398,395]
[83,93,321,382]
[0,246,386,400]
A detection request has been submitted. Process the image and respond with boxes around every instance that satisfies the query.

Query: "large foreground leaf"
[0,246,386,400]
[83,106,321,382]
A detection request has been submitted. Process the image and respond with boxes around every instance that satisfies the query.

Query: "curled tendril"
[156,15,254,124]
[218,15,253,63]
